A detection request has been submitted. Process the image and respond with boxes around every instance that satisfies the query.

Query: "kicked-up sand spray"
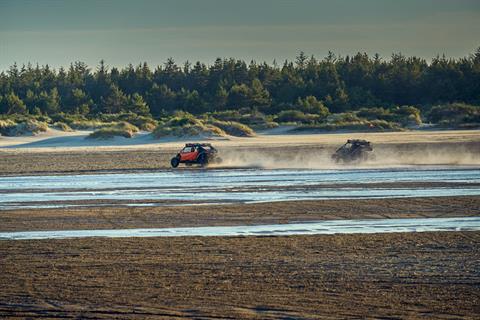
[213,143,480,169]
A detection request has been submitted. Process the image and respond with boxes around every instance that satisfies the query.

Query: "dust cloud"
[213,144,480,170]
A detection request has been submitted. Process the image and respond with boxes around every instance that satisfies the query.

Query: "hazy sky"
[0,0,479,71]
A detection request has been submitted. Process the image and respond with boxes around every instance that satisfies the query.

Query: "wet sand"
[1,130,479,176]
[1,196,479,232]
[1,232,479,319]
[1,130,479,318]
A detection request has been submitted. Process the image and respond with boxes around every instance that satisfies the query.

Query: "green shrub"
[53,121,73,132]
[137,121,157,132]
[239,112,278,130]
[206,109,279,130]
[206,110,242,121]
[125,116,157,131]
[0,119,48,136]
[1,113,52,124]
[391,106,422,126]
[357,106,422,127]
[0,119,17,136]
[275,110,320,124]
[115,121,139,133]
[152,123,225,138]
[293,119,402,133]
[152,112,227,138]
[97,112,158,131]
[0,119,16,127]
[151,126,173,137]
[87,121,139,139]
[357,107,394,121]
[88,128,134,139]
[20,119,48,135]
[275,110,307,123]
[208,119,255,137]
[253,121,279,130]
[296,96,330,117]
[69,120,115,130]
[325,112,361,125]
[168,113,200,127]
[50,113,87,125]
[49,112,158,131]
[200,124,226,137]
[427,103,479,126]
[365,119,403,131]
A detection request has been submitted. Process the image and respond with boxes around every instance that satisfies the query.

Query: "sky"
[0,0,479,71]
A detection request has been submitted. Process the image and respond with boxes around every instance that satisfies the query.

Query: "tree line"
[1,48,479,117]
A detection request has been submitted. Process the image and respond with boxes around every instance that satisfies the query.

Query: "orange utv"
[170,143,220,168]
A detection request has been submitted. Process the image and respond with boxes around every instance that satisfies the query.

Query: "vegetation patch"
[152,112,226,138]
[207,110,279,131]
[0,119,48,136]
[275,110,322,125]
[87,122,139,139]
[293,119,402,133]
[0,119,17,136]
[153,123,225,139]
[207,119,255,137]
[1,49,479,134]
[66,120,110,130]
[52,121,73,132]
[357,106,422,127]
[427,103,480,128]
[96,113,158,131]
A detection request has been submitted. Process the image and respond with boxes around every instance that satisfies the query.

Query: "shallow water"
[1,167,480,209]
[1,217,479,240]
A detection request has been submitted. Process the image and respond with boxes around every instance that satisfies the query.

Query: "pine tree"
[5,92,27,114]
[249,78,271,109]
[100,84,128,113]
[128,93,150,116]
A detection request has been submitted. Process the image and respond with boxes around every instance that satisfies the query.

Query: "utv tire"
[171,157,180,168]
[197,153,208,167]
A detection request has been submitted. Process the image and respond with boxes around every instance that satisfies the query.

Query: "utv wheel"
[170,157,180,168]
[197,154,208,167]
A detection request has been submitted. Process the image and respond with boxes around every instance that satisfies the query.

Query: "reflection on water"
[1,217,479,240]
[1,167,480,209]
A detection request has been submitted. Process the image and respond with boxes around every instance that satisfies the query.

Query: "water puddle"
[1,167,480,209]
[1,217,479,240]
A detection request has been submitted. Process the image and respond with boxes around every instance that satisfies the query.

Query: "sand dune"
[1,128,480,151]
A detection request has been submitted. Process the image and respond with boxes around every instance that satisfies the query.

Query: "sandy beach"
[1,129,480,318]
[2,1,479,317]
[1,232,479,319]
[1,129,479,175]
[1,196,479,232]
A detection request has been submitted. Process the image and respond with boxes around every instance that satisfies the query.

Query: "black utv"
[332,139,373,163]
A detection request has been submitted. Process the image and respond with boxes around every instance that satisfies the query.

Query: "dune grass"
[52,122,73,132]
[207,119,255,137]
[152,112,227,138]
[87,122,139,139]
[153,122,226,139]
[0,119,48,136]
[292,119,403,133]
